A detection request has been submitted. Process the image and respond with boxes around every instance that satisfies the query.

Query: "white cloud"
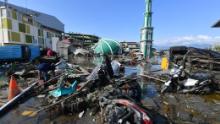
[154,35,220,49]
[214,36,220,39]
[197,35,211,41]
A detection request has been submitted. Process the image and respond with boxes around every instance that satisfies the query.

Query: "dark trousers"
[40,71,49,81]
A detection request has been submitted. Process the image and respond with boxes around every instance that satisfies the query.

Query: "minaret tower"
[140,0,153,61]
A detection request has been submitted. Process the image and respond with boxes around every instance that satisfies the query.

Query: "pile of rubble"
[32,56,171,124]
[1,47,220,124]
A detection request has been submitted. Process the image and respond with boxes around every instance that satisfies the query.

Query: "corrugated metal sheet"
[29,45,40,61]
[0,45,22,60]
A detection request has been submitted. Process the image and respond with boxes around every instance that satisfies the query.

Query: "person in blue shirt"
[37,62,55,81]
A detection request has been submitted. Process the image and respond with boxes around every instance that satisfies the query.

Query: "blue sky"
[4,0,220,48]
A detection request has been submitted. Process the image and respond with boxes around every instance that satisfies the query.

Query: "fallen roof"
[0,1,64,32]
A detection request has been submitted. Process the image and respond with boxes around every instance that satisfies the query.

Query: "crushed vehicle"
[99,90,171,124]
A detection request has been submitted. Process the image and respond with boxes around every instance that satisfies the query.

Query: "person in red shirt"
[47,49,53,57]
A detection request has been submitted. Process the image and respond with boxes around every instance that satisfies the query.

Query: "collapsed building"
[57,33,99,60]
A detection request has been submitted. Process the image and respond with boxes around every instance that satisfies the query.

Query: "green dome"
[94,38,121,55]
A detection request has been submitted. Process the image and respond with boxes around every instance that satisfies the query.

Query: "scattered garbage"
[78,111,85,118]
[49,79,78,98]
[161,63,219,94]
[37,94,45,98]
[0,46,220,123]
[74,48,90,56]
[111,60,124,77]
[21,110,37,117]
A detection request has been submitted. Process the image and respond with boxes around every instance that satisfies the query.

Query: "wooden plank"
[139,74,166,83]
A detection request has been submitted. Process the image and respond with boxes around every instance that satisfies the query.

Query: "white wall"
[31,26,38,45]
[11,19,18,32]
[20,33,25,44]
[140,41,145,53]
[0,7,6,45]
[43,28,60,49]
[0,29,9,44]
[52,37,59,52]
[0,18,3,45]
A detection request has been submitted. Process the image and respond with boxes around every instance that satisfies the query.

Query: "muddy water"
[140,64,220,124]
[0,56,220,124]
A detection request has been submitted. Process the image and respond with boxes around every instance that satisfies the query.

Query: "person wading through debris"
[104,55,114,78]
[96,55,114,89]
[36,61,55,81]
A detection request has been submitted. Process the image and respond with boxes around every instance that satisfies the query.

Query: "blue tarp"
[49,80,78,98]
[29,45,40,61]
[0,45,40,61]
[0,45,22,60]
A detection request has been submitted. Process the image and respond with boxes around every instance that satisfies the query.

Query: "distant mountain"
[153,35,220,51]
[154,41,212,50]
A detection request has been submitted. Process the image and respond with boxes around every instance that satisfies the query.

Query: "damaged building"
[65,33,99,50]
[0,1,64,49]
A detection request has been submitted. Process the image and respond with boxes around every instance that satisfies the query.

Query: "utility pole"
[140,0,153,62]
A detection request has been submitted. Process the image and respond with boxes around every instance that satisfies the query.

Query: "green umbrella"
[94,38,121,55]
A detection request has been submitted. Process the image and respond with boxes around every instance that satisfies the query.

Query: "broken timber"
[34,79,92,114]
[139,74,166,83]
